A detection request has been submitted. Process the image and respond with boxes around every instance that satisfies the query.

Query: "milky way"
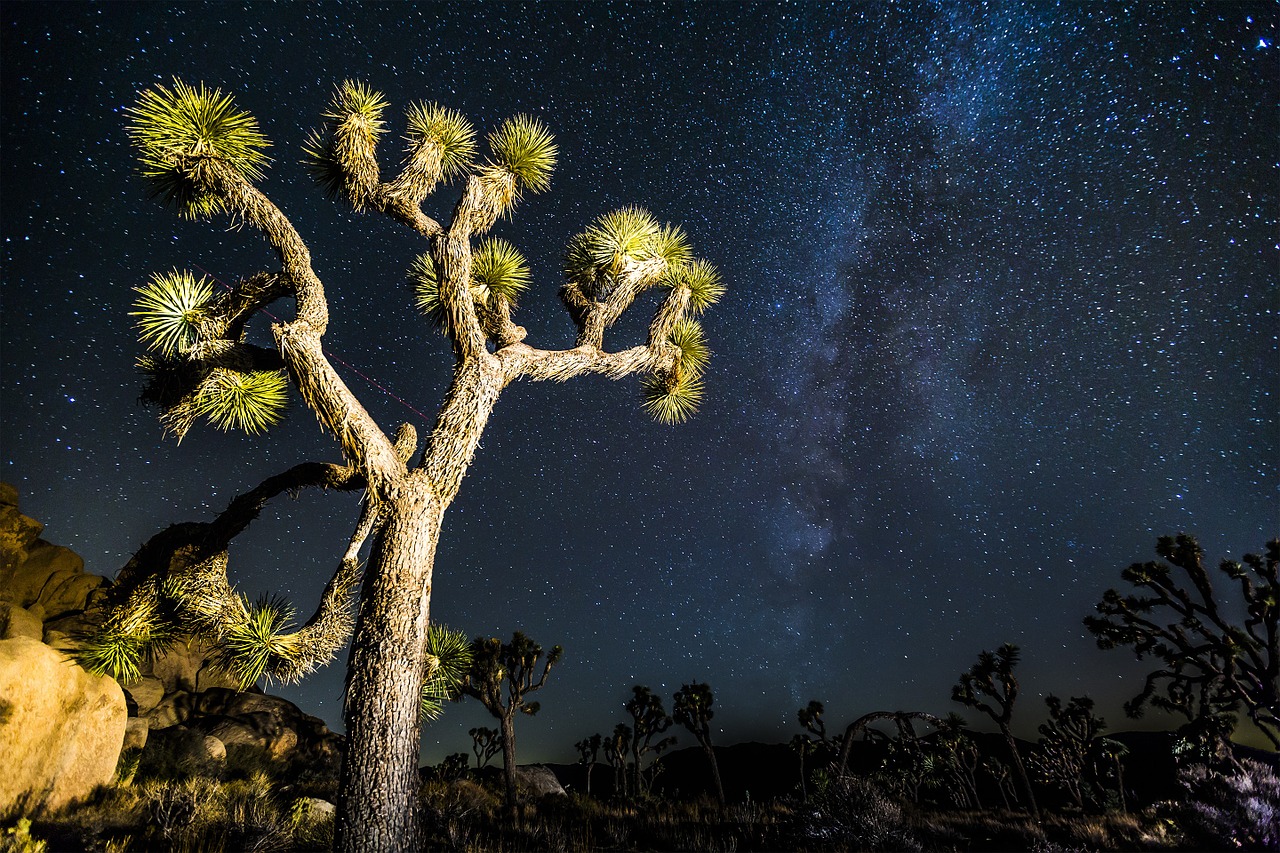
[2,2,1275,762]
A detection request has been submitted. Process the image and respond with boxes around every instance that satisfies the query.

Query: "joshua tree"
[96,78,721,850]
[673,682,725,805]
[624,685,677,797]
[470,726,502,769]
[1085,535,1280,749]
[790,734,817,800]
[1029,694,1108,809]
[461,632,562,819]
[604,723,632,798]
[798,699,833,746]
[575,733,602,797]
[951,643,1040,819]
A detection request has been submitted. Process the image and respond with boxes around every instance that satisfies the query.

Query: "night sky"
[2,2,1276,764]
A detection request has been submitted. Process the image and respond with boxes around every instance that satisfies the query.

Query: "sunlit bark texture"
[94,78,724,852]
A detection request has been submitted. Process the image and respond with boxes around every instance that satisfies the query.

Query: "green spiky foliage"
[672,258,726,313]
[420,625,473,721]
[486,114,557,193]
[405,101,477,179]
[303,80,389,202]
[126,79,270,219]
[213,595,301,688]
[410,239,530,327]
[76,583,174,682]
[642,370,704,425]
[131,270,216,356]
[667,318,710,377]
[471,238,531,307]
[193,368,289,434]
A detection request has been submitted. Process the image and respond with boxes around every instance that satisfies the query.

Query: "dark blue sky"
[2,2,1276,763]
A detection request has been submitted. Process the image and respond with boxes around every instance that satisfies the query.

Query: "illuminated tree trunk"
[335,477,440,853]
[498,706,519,822]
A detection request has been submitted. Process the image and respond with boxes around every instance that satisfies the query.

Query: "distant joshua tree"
[574,733,602,797]
[673,682,726,805]
[1085,534,1279,750]
[470,726,502,769]
[798,700,833,747]
[461,632,562,819]
[951,643,1040,819]
[1029,695,1110,809]
[624,685,677,797]
[91,77,721,850]
[604,723,632,797]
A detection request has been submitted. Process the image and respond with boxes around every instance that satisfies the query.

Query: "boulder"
[0,637,127,817]
[123,717,149,752]
[0,602,43,641]
[0,484,43,576]
[516,765,566,797]
[122,676,165,716]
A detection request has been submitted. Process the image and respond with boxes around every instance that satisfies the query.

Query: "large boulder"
[0,486,104,621]
[0,637,127,817]
[516,765,566,797]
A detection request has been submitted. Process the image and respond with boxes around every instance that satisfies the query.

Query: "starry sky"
[2,2,1276,764]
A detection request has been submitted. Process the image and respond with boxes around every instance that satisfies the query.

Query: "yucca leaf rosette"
[127,79,270,219]
[405,102,477,180]
[212,595,302,689]
[420,625,474,720]
[131,270,216,356]
[410,238,531,330]
[193,367,289,434]
[304,80,389,205]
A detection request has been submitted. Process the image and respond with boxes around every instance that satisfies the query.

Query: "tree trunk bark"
[1000,726,1041,820]
[335,478,440,853]
[702,742,726,806]
[500,708,518,822]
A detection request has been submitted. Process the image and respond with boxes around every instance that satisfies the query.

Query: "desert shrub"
[0,819,47,853]
[794,775,922,851]
[1177,758,1280,851]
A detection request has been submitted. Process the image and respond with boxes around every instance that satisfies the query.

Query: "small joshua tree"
[951,643,1040,818]
[470,726,502,769]
[1085,534,1280,750]
[1029,695,1108,809]
[798,700,833,746]
[624,685,676,798]
[604,723,632,798]
[460,632,562,819]
[96,77,722,850]
[575,733,602,797]
[673,682,725,805]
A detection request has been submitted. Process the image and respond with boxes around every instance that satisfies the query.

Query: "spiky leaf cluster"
[127,79,270,219]
[671,258,726,313]
[641,318,711,425]
[76,583,174,682]
[303,80,389,203]
[131,270,216,356]
[405,102,476,179]
[212,595,301,688]
[410,239,530,327]
[564,209,691,300]
[486,114,557,193]
[193,368,289,434]
[420,625,473,721]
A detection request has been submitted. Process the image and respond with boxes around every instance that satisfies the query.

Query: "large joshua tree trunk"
[336,478,441,851]
[499,707,519,821]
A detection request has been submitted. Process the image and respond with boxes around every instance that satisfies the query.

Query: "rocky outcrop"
[0,637,127,817]
[516,765,566,797]
[0,484,105,622]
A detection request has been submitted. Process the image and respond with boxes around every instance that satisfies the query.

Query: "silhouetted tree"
[951,644,1040,818]
[1029,695,1107,809]
[790,734,817,800]
[96,77,722,850]
[575,733,602,797]
[1085,535,1280,750]
[604,723,632,797]
[673,682,725,805]
[833,710,942,779]
[470,726,502,769]
[798,699,833,746]
[434,752,469,782]
[461,632,563,819]
[625,685,676,797]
